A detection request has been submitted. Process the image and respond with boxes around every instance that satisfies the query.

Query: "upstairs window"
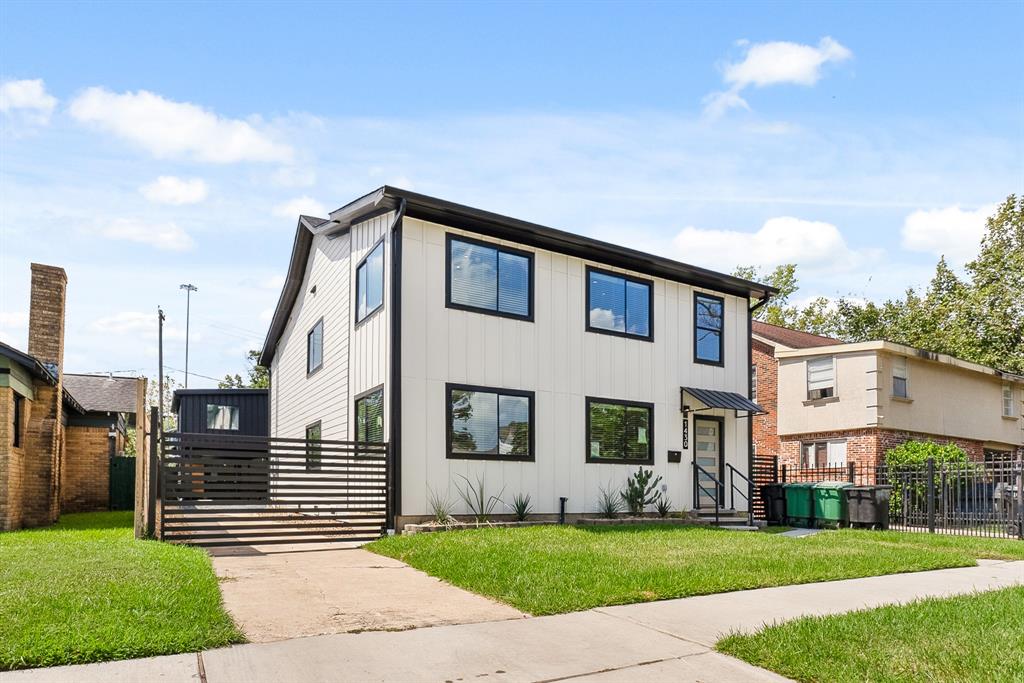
[447,384,533,461]
[356,240,385,322]
[807,356,835,400]
[587,267,652,340]
[694,293,724,364]
[355,388,385,442]
[586,397,653,464]
[307,319,324,374]
[892,356,909,398]
[207,404,239,430]
[447,235,532,320]
[1004,384,1016,418]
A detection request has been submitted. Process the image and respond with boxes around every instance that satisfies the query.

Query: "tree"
[219,350,270,389]
[146,375,178,432]
[733,264,799,326]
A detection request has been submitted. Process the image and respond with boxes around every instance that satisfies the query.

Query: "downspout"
[747,292,772,526]
[387,198,408,533]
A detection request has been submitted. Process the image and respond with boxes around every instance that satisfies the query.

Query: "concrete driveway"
[209,544,524,642]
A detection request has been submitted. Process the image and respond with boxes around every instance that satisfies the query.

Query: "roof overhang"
[681,387,764,416]
[0,342,85,414]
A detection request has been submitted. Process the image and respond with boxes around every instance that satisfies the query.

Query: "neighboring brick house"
[752,321,1024,470]
[1,263,146,530]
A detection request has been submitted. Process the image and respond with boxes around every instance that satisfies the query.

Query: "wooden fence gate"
[159,432,388,547]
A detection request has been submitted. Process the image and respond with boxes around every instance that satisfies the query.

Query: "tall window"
[892,356,909,398]
[1004,384,1016,418]
[355,388,385,442]
[694,293,724,364]
[12,393,23,448]
[305,421,322,471]
[586,397,653,464]
[356,241,385,322]
[806,356,835,400]
[587,267,652,339]
[206,404,239,430]
[751,364,758,402]
[307,318,323,374]
[447,235,532,320]
[447,384,533,460]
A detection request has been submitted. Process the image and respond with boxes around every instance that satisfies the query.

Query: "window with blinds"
[1003,384,1016,418]
[806,356,835,400]
[892,356,909,398]
[586,267,652,339]
[356,388,385,442]
[447,384,533,460]
[447,235,532,320]
[586,398,653,464]
[694,293,724,364]
[356,240,385,322]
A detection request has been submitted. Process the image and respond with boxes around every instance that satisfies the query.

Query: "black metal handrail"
[692,453,723,524]
[725,463,751,509]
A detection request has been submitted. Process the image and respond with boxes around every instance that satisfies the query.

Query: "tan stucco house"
[752,321,1024,470]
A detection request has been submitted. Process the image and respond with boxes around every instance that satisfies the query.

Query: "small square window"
[206,404,239,430]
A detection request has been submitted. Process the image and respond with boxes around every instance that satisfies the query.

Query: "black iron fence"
[764,457,1024,540]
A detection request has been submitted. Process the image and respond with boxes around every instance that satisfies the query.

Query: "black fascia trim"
[445,383,536,462]
[694,414,726,504]
[693,291,726,367]
[355,237,386,325]
[444,233,535,322]
[584,265,654,342]
[585,396,655,465]
[353,384,385,442]
[306,317,324,376]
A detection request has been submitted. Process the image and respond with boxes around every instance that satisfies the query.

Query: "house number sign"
[682,416,689,450]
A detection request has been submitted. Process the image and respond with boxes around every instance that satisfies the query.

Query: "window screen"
[448,237,531,318]
[448,385,532,459]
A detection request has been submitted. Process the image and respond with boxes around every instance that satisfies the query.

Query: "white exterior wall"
[400,217,751,517]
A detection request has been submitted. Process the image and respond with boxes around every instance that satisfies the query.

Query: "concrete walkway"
[6,560,1024,683]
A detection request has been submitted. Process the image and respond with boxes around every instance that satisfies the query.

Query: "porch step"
[695,509,750,525]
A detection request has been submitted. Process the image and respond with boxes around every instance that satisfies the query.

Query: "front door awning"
[681,387,764,417]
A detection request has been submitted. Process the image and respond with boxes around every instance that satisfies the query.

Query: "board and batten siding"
[269,213,393,443]
[400,217,750,517]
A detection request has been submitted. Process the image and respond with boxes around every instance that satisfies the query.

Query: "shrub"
[427,488,456,526]
[510,493,533,521]
[454,474,505,523]
[884,440,971,518]
[620,467,663,515]
[596,483,623,519]
[885,440,969,469]
[654,497,673,518]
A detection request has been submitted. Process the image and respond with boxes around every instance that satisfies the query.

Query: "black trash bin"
[844,485,892,530]
[760,484,787,525]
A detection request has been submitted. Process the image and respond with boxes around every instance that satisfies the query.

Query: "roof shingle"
[62,374,140,414]
[752,321,839,349]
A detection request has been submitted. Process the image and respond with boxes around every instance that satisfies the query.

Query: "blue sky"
[1,1,1022,387]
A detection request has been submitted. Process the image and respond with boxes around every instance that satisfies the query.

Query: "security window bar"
[447,235,532,320]
[694,293,724,364]
[307,319,323,374]
[356,388,385,442]
[806,356,835,400]
[586,267,652,340]
[206,404,239,431]
[356,240,385,323]
[447,384,534,461]
[893,356,909,398]
[305,421,322,471]
[586,397,654,464]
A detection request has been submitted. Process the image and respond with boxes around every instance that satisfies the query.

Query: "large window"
[586,397,654,464]
[1003,384,1016,418]
[892,356,909,398]
[447,384,533,461]
[447,235,532,320]
[12,393,23,448]
[206,404,239,430]
[801,440,847,468]
[356,240,385,322]
[307,318,323,374]
[806,356,835,400]
[355,388,385,442]
[694,293,724,364]
[306,421,322,471]
[587,267,652,340]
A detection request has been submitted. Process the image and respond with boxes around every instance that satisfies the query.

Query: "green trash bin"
[813,481,854,527]
[783,482,816,528]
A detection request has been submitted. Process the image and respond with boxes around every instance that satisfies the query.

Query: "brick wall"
[779,427,987,470]
[752,339,780,457]
[62,425,112,513]
[20,383,62,527]
[0,387,30,531]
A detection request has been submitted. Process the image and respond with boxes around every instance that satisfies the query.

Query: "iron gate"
[159,432,388,547]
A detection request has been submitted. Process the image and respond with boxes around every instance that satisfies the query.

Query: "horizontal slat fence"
[160,432,388,547]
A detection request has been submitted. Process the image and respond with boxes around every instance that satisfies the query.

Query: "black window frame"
[354,385,385,443]
[355,237,386,325]
[205,403,240,431]
[307,317,324,376]
[693,291,725,366]
[445,233,535,322]
[12,391,23,448]
[305,420,322,471]
[445,383,535,462]
[585,266,654,342]
[585,396,655,465]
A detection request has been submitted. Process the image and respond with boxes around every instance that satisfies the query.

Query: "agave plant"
[510,493,533,521]
[655,496,673,518]
[597,483,623,519]
[454,474,505,523]
[427,487,456,526]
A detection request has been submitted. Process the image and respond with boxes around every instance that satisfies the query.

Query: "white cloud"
[704,37,852,117]
[0,78,58,125]
[139,176,209,205]
[89,311,185,340]
[99,219,195,251]
[901,204,996,264]
[0,311,29,347]
[69,87,293,163]
[272,196,327,219]
[271,166,316,188]
[672,216,863,272]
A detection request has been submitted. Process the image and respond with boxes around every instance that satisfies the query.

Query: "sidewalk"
[5,560,1023,683]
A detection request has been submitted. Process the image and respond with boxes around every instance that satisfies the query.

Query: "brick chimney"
[28,263,67,376]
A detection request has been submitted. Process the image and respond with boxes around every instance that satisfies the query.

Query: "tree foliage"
[219,350,270,389]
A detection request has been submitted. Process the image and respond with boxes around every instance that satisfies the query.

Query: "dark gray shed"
[172,389,269,436]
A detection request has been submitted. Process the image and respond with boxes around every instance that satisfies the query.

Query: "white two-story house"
[259,187,773,527]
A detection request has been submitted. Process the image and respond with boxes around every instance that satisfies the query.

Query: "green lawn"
[718,587,1024,682]
[0,512,242,670]
[367,525,1024,615]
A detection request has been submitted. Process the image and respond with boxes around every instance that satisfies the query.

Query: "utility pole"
[179,284,198,388]
[158,307,165,433]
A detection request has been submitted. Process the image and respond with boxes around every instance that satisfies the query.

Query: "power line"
[163,365,225,384]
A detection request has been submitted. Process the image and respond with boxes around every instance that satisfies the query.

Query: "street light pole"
[179,284,198,388]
